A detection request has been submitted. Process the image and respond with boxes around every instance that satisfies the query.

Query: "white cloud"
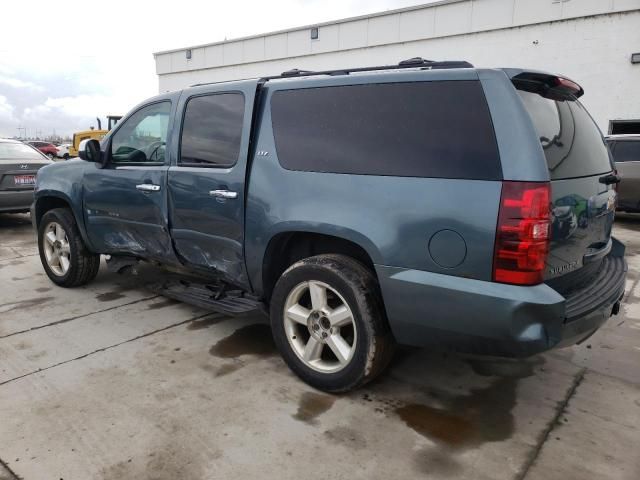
[0,95,15,119]
[0,75,43,91]
[0,0,430,137]
[43,95,124,118]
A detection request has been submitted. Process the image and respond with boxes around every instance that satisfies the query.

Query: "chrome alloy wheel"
[283,280,357,373]
[42,222,71,276]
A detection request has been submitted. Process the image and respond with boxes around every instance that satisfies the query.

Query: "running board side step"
[152,280,265,316]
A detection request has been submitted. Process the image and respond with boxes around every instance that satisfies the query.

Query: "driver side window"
[110,101,171,164]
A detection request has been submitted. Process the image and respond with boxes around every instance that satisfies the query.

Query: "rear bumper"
[376,237,627,357]
[0,189,35,213]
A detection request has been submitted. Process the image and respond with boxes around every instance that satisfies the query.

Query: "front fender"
[33,160,94,252]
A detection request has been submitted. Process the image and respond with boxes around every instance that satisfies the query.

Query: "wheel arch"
[34,192,95,253]
[260,230,380,303]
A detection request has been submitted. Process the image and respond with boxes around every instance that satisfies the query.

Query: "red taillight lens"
[555,77,582,95]
[493,181,551,286]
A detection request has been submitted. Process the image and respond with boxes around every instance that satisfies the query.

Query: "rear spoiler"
[503,69,584,100]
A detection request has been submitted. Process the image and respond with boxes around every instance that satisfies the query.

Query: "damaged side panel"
[83,165,179,264]
[171,229,249,287]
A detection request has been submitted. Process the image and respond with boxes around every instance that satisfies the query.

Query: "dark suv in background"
[606,135,640,212]
[31,59,626,392]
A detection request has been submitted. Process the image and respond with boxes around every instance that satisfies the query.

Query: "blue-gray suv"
[32,59,627,392]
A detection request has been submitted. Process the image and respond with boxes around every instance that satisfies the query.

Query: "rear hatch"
[0,142,52,191]
[513,73,617,293]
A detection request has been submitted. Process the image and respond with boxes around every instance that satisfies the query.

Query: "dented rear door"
[167,80,259,289]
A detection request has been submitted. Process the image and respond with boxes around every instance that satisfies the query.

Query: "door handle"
[209,190,238,199]
[136,184,161,192]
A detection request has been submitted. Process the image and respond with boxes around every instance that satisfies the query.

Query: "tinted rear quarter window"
[179,93,245,167]
[610,141,640,163]
[270,81,501,180]
[517,90,611,179]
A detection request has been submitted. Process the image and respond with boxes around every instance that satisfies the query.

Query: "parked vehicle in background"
[32,59,626,392]
[56,143,72,160]
[28,141,58,161]
[0,139,53,213]
[606,135,640,212]
[69,115,122,157]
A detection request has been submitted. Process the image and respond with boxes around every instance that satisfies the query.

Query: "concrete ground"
[0,213,638,480]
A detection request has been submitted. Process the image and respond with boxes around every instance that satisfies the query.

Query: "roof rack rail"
[262,57,473,82]
[280,68,315,77]
[191,58,473,87]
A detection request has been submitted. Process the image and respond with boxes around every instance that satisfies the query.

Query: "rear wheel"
[46,153,55,161]
[38,208,100,287]
[270,254,395,392]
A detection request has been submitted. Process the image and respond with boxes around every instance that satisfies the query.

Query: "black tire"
[270,254,395,392]
[38,208,100,287]
[46,153,55,161]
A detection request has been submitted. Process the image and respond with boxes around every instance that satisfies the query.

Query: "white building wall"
[154,0,640,132]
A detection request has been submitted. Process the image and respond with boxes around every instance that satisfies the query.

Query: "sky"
[0,0,434,139]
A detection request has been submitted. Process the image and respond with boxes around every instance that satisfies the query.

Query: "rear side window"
[517,91,611,179]
[179,93,245,167]
[270,81,501,180]
[610,141,640,163]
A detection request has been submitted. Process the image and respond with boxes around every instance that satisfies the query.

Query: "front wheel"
[270,254,395,392]
[38,208,100,287]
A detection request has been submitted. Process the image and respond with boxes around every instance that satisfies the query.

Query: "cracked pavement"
[0,213,639,479]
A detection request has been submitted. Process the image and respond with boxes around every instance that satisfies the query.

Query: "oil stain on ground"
[394,377,518,449]
[466,356,542,379]
[396,404,475,447]
[96,291,126,302]
[0,259,25,270]
[0,296,53,314]
[209,323,275,358]
[293,391,336,424]
[201,362,244,378]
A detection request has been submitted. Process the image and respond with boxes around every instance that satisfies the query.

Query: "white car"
[56,143,72,159]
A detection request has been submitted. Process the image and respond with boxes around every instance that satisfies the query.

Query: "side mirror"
[78,139,103,164]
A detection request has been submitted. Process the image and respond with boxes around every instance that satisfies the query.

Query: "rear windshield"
[517,90,611,180]
[271,81,502,180]
[609,141,640,163]
[0,143,43,160]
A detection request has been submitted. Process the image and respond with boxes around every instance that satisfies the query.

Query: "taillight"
[493,181,551,286]
[555,77,582,96]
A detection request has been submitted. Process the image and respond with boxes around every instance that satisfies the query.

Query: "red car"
[28,141,58,160]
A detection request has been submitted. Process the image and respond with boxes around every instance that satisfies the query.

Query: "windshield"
[0,142,44,160]
[518,90,612,180]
